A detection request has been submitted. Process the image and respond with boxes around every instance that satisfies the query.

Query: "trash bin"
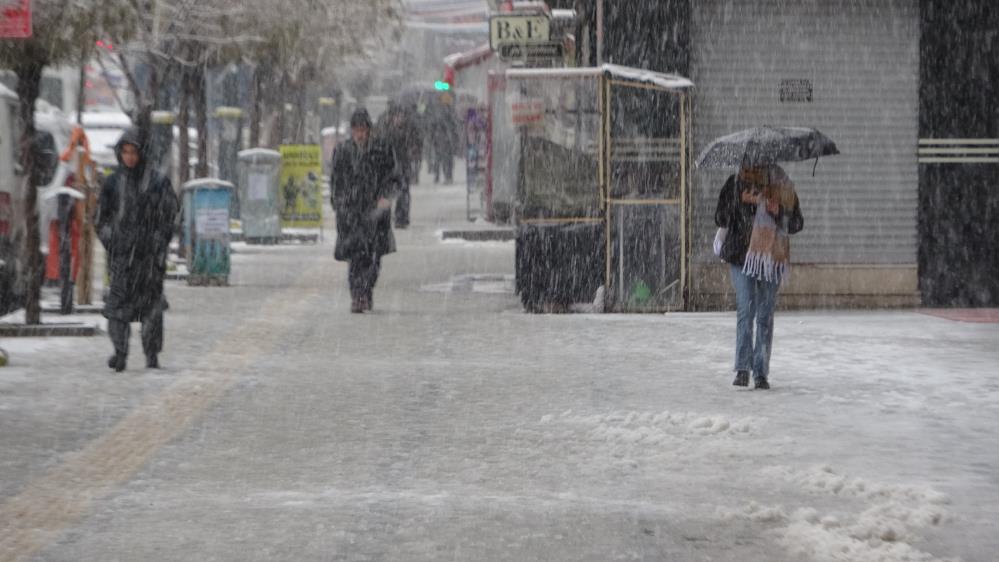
[182,178,234,286]
[237,148,282,244]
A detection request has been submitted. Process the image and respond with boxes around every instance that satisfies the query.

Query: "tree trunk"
[75,47,92,305]
[274,69,291,147]
[292,79,307,144]
[76,162,95,306]
[249,66,262,147]
[118,52,151,134]
[15,63,44,325]
[178,66,191,185]
[76,61,85,124]
[194,64,209,178]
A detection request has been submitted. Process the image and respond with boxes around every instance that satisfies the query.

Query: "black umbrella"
[695,126,839,170]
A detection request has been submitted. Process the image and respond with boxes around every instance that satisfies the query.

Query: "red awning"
[443,42,494,72]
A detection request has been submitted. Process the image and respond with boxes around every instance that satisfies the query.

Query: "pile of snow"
[540,409,759,445]
[421,274,514,294]
[718,465,955,562]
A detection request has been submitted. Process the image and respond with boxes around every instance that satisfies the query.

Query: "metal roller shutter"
[690,0,919,265]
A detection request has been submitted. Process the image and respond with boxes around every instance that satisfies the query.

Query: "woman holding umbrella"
[702,126,835,390]
[714,163,803,389]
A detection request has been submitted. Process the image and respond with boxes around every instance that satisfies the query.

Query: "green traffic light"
[434,80,451,91]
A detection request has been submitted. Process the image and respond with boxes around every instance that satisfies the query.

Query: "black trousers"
[432,149,453,183]
[348,255,381,300]
[108,303,164,359]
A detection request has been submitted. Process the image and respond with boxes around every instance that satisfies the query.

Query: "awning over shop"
[506,64,694,90]
[443,42,494,72]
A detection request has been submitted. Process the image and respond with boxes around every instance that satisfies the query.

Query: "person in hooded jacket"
[96,127,179,372]
[331,108,397,313]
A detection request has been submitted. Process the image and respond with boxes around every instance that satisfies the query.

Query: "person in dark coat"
[331,108,397,313]
[714,163,803,389]
[96,127,179,371]
[428,95,459,184]
[377,103,421,228]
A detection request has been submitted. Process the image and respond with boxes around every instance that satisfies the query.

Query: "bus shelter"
[506,65,693,312]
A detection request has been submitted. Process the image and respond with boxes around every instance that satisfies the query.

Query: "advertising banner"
[278,145,323,229]
[0,0,31,38]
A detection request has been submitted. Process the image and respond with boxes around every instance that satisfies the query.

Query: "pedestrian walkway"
[1,168,997,561]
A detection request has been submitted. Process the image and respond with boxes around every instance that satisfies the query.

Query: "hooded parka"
[96,127,179,322]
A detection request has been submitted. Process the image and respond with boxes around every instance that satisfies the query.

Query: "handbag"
[713,227,728,257]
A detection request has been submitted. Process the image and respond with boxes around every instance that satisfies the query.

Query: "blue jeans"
[730,264,780,381]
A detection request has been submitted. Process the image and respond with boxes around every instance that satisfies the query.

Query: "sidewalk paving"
[0,163,997,561]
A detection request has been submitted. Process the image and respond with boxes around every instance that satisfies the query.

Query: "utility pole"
[596,0,604,65]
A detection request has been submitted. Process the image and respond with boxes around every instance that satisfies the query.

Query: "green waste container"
[183,178,234,286]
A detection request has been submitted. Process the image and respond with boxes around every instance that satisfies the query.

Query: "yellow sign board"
[279,145,323,228]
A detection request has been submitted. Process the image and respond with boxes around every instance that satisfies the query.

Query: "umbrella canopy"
[695,126,839,168]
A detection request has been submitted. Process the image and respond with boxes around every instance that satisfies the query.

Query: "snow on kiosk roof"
[506,64,694,90]
[182,178,235,191]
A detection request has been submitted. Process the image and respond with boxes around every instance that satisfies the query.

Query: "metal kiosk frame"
[507,64,693,312]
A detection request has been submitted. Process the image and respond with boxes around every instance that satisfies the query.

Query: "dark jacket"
[714,173,804,266]
[429,104,459,156]
[377,109,422,182]
[96,127,179,320]
[331,137,397,261]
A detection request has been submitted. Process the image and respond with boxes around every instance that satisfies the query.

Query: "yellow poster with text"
[279,144,323,228]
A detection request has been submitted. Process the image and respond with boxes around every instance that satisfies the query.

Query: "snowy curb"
[0,322,99,337]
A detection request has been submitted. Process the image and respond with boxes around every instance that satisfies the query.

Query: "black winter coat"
[377,112,421,182]
[714,174,804,266]
[96,130,179,321]
[331,138,397,261]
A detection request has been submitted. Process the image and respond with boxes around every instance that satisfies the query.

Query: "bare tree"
[242,0,403,145]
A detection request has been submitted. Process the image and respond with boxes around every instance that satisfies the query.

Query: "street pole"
[596,0,604,65]
[76,153,94,306]
[58,193,73,314]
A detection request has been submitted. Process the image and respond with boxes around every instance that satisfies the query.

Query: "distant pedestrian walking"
[714,164,803,389]
[96,127,179,372]
[377,103,421,228]
[331,108,397,313]
[428,94,459,184]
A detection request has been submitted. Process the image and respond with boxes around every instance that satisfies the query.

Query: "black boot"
[754,377,770,390]
[365,291,373,311]
[146,354,160,369]
[732,370,749,387]
[108,353,126,372]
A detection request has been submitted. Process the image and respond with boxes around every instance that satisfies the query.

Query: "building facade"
[568,0,997,308]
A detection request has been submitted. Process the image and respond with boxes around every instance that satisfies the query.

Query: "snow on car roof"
[80,111,133,128]
[0,82,15,101]
[506,64,693,90]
